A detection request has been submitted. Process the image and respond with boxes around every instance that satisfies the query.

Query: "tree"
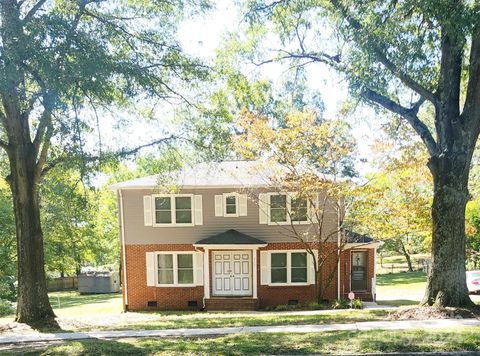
[234,109,364,302]
[243,0,480,307]
[0,176,16,302]
[42,168,119,277]
[466,199,480,269]
[353,141,432,272]
[0,0,208,325]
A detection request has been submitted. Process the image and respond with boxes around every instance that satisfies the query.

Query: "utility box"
[78,271,120,294]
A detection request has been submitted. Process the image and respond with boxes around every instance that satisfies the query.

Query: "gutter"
[119,190,128,310]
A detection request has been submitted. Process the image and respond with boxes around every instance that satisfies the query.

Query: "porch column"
[204,248,210,299]
[252,248,258,299]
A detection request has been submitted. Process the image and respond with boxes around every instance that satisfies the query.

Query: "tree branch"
[362,87,438,156]
[463,16,480,140]
[40,135,178,177]
[22,0,47,22]
[329,0,438,105]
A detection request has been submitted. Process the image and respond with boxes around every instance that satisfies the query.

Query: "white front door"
[212,251,252,296]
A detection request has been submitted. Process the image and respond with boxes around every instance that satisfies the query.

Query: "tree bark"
[7,141,56,325]
[1,0,56,326]
[422,155,473,307]
[399,240,414,273]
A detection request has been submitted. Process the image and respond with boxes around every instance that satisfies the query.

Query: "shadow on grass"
[377,271,426,286]
[14,329,480,355]
[376,299,420,307]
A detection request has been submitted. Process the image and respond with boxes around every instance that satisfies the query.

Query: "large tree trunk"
[1,1,56,326]
[7,140,55,325]
[422,156,473,307]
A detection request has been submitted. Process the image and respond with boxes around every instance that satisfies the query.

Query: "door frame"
[350,250,369,292]
[211,250,253,297]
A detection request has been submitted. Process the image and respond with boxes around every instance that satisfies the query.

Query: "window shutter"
[143,196,153,226]
[239,194,248,216]
[194,195,203,225]
[194,252,204,286]
[214,195,223,217]
[146,252,156,286]
[308,250,319,285]
[258,193,268,224]
[260,251,270,285]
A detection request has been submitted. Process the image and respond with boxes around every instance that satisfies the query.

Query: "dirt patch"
[0,321,34,335]
[388,305,480,320]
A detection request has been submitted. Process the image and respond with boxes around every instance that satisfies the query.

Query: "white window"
[153,194,193,226]
[215,193,248,217]
[157,252,194,286]
[270,252,308,284]
[223,193,238,217]
[267,193,310,225]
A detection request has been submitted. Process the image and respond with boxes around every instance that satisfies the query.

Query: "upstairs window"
[268,193,309,225]
[224,193,238,216]
[291,197,308,222]
[270,194,287,223]
[154,195,193,226]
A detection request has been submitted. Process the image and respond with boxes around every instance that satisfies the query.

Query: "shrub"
[331,298,350,309]
[352,298,364,309]
[0,299,14,317]
[0,275,16,302]
[307,302,327,310]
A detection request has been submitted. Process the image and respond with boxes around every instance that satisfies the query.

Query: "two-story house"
[111,161,378,311]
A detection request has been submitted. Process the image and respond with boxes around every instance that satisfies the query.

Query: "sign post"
[348,291,355,309]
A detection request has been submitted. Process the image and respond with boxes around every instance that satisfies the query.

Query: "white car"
[466,271,480,294]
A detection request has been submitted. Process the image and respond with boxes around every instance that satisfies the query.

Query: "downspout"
[119,189,128,310]
[337,208,341,300]
[194,246,206,310]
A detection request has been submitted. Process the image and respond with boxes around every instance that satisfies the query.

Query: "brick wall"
[123,242,375,310]
[124,244,203,310]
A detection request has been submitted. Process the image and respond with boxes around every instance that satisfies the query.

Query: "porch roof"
[195,229,267,245]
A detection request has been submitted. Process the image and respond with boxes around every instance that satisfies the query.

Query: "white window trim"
[152,194,194,227]
[268,250,309,286]
[223,192,239,217]
[267,192,310,226]
[155,251,196,287]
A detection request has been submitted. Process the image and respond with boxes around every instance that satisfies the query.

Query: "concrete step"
[205,297,259,311]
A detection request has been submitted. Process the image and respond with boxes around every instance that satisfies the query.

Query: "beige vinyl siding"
[122,188,339,245]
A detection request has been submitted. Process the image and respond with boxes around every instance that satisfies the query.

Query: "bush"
[307,302,327,310]
[352,298,364,309]
[331,298,350,309]
[0,299,14,317]
[0,275,16,302]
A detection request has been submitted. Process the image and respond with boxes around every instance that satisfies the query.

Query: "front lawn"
[11,328,480,355]
[86,309,389,332]
[48,291,122,317]
[376,271,427,306]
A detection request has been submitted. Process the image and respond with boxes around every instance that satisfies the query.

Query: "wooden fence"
[47,277,78,292]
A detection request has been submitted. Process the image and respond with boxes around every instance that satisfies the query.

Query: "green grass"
[9,328,480,355]
[376,271,427,306]
[90,309,389,332]
[48,291,122,317]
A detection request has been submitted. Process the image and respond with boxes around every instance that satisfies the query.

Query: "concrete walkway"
[0,318,479,345]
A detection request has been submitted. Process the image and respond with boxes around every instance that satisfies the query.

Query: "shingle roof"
[195,229,267,245]
[344,230,376,244]
[110,160,282,190]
